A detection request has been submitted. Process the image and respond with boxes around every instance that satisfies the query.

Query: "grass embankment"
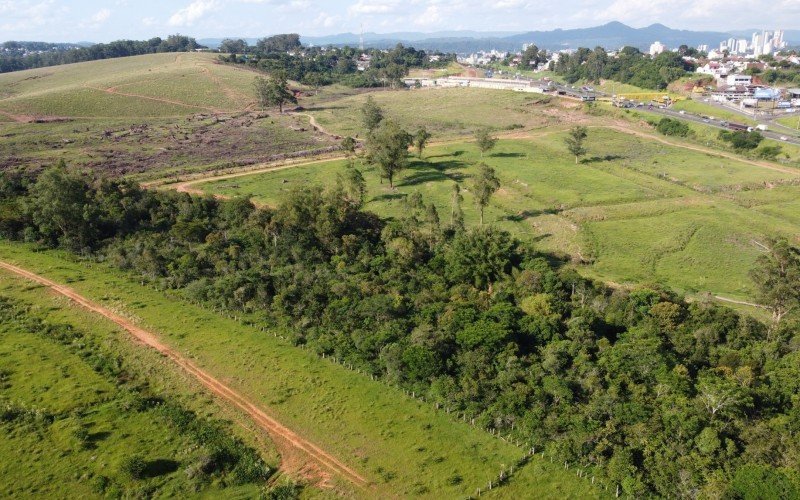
[0,270,274,498]
[0,241,604,499]
[670,99,757,125]
[195,126,800,301]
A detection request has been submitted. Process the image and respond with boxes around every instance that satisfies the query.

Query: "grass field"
[194,126,800,300]
[304,86,569,139]
[0,241,604,499]
[0,53,257,118]
[0,270,272,498]
[0,53,336,176]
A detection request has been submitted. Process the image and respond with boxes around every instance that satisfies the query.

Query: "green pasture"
[0,53,257,118]
[194,126,800,300]
[0,241,604,499]
[306,86,558,138]
[0,273,268,499]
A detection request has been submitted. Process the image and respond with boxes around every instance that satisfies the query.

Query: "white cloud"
[314,12,341,28]
[168,0,219,27]
[349,0,401,16]
[414,4,442,27]
[141,16,157,26]
[91,8,111,24]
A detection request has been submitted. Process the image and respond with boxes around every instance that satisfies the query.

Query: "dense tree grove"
[554,46,692,89]
[1,166,798,497]
[0,36,202,73]
[222,35,455,89]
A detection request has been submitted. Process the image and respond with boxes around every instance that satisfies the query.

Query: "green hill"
[0,53,258,118]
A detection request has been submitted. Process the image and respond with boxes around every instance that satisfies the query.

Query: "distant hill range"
[292,22,800,53]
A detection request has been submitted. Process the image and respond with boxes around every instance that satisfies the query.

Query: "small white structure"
[726,74,752,86]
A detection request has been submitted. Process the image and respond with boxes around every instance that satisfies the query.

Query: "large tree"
[564,126,588,164]
[750,237,800,325]
[472,162,500,225]
[366,120,412,188]
[253,72,297,113]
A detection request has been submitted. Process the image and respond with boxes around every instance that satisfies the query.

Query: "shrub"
[120,454,147,480]
[656,117,690,137]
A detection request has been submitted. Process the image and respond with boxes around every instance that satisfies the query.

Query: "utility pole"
[360,23,364,52]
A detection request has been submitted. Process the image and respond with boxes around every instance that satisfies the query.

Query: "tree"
[450,183,464,229]
[340,167,366,207]
[361,96,384,134]
[414,127,431,158]
[366,120,412,188]
[520,44,544,68]
[341,136,357,166]
[474,128,497,158]
[564,126,588,164]
[472,162,500,225]
[220,38,247,55]
[750,237,800,324]
[256,34,300,54]
[253,72,297,113]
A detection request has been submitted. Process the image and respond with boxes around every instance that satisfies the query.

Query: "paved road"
[638,106,800,146]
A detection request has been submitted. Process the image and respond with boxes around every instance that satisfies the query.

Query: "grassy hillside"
[0,270,274,498]
[194,126,800,301]
[0,241,605,498]
[0,53,256,118]
[0,53,336,176]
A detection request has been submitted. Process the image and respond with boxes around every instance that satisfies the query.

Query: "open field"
[0,53,338,176]
[0,53,256,117]
[194,126,800,300]
[0,270,273,498]
[0,241,604,498]
[303,86,574,139]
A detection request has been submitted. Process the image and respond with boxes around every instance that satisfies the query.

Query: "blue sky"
[1,0,798,42]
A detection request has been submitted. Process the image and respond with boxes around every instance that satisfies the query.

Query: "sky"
[1,0,799,42]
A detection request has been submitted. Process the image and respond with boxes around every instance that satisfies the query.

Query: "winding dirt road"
[0,259,370,490]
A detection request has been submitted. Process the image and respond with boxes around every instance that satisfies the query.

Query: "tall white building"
[649,41,666,56]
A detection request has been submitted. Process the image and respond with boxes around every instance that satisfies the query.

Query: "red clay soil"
[0,260,370,491]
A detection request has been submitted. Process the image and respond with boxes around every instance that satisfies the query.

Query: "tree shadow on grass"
[370,192,407,202]
[143,459,180,478]
[503,207,563,222]
[491,152,526,158]
[580,154,625,164]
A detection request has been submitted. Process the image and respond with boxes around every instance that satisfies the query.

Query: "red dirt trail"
[0,260,370,490]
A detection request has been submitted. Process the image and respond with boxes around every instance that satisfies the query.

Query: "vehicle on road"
[780,136,788,141]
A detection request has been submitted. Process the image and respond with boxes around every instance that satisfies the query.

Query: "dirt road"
[0,259,370,490]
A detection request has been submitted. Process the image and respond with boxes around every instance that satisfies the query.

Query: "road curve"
[0,259,370,490]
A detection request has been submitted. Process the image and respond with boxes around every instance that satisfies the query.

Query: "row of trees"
[0,163,798,497]
[0,35,202,74]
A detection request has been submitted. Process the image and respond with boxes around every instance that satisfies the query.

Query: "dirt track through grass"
[0,259,371,490]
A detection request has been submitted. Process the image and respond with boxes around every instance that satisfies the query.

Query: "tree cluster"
[222,37,454,89]
[0,165,798,497]
[554,46,691,90]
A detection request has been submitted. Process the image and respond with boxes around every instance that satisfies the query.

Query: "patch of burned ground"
[0,111,339,176]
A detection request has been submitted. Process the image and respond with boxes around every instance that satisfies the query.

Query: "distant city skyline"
[1,0,799,43]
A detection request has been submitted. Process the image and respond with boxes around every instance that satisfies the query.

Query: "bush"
[120,454,147,480]
[718,129,764,150]
[756,144,782,160]
[656,117,690,137]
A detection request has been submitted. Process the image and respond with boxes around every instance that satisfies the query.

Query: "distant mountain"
[199,23,800,54]
[298,22,795,53]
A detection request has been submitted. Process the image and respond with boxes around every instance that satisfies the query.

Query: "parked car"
[780,136,788,141]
